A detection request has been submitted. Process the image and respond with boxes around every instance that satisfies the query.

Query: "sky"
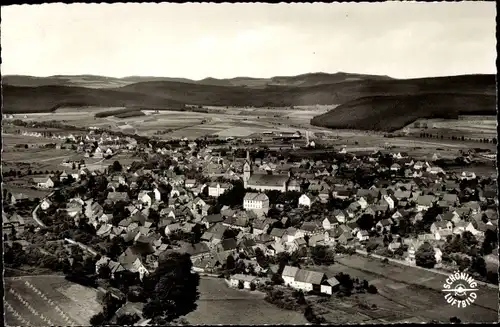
[1,2,496,79]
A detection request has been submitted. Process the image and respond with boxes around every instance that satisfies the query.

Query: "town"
[3,122,498,325]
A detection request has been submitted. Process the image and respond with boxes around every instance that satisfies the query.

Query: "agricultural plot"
[183,277,307,325]
[4,276,102,326]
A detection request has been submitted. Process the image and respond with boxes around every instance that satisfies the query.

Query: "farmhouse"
[41,199,53,211]
[298,193,316,208]
[33,176,56,188]
[11,193,29,205]
[229,274,257,289]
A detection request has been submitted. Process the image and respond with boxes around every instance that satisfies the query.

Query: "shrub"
[367,285,378,294]
[250,282,256,291]
[238,280,244,289]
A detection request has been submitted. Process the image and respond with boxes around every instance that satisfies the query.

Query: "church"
[242,151,290,192]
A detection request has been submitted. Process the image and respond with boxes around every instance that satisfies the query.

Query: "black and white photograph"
[1,2,498,325]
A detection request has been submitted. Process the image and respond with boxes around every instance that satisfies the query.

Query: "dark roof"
[220,238,238,251]
[204,214,223,223]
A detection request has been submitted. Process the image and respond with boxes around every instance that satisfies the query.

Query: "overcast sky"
[1,2,496,79]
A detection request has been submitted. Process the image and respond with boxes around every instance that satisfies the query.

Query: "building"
[208,182,232,197]
[243,192,270,212]
[298,194,316,208]
[243,151,289,192]
[33,176,55,189]
[229,274,257,289]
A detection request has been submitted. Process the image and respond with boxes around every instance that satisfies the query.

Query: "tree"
[367,285,378,294]
[226,255,236,271]
[116,313,140,325]
[111,161,122,172]
[470,256,487,277]
[450,316,462,324]
[271,273,284,285]
[142,252,200,322]
[98,264,112,279]
[310,245,335,265]
[415,242,436,268]
[238,280,244,289]
[357,214,375,231]
[89,312,106,326]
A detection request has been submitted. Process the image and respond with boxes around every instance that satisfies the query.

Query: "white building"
[243,192,270,212]
[298,194,315,208]
[208,182,232,197]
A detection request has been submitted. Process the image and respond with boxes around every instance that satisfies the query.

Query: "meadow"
[305,255,497,323]
[183,277,308,325]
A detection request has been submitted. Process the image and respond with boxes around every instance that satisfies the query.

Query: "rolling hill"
[2,73,495,132]
[1,84,185,113]
[309,74,496,132]
[2,72,392,89]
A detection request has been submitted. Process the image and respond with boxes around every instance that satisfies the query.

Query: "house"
[322,216,339,231]
[416,195,436,212]
[164,223,180,235]
[293,269,327,293]
[376,219,392,232]
[40,199,52,211]
[269,228,286,242]
[208,182,232,197]
[282,265,300,286]
[430,221,453,234]
[229,274,257,289]
[3,213,26,236]
[202,214,224,229]
[356,230,369,242]
[11,193,29,205]
[383,195,396,210]
[139,191,156,207]
[107,192,130,203]
[298,222,322,236]
[252,218,274,235]
[243,192,270,212]
[33,176,55,188]
[298,194,316,208]
[320,277,340,295]
[185,179,196,188]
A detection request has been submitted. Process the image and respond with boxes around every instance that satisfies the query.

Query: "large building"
[243,192,270,212]
[242,151,289,192]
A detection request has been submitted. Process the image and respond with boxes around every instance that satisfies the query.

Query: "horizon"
[2,71,495,82]
[2,2,496,79]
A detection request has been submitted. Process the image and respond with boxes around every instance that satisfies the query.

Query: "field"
[401,115,498,140]
[305,255,498,323]
[4,275,103,327]
[183,277,308,325]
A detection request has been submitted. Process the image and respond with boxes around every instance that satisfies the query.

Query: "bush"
[89,312,106,326]
[250,282,256,291]
[238,280,244,289]
[367,285,378,294]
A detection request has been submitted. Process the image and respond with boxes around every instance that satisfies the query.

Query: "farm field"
[183,277,308,325]
[305,255,498,323]
[401,115,497,140]
[4,275,103,327]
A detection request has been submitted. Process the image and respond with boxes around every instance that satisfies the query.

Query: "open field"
[305,255,498,323]
[4,275,103,326]
[183,277,308,325]
[402,116,498,140]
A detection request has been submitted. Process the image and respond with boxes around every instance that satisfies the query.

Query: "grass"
[304,255,498,323]
[183,277,308,325]
[4,275,103,326]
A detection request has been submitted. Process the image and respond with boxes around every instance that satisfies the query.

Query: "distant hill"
[2,73,495,132]
[1,85,185,113]
[2,72,392,89]
[309,74,496,132]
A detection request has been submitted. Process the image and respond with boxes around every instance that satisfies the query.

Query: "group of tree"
[141,251,200,324]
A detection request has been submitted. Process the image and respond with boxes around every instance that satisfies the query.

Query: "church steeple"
[243,150,252,188]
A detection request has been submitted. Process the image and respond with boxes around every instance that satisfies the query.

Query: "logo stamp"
[442,271,479,308]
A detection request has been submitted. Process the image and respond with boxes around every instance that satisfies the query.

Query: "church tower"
[243,150,252,188]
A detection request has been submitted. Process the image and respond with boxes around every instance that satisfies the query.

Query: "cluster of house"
[6,136,499,287]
